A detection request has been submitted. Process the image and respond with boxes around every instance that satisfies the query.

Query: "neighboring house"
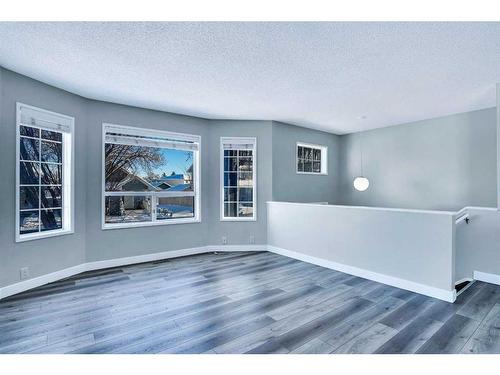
[150,172,193,188]
[167,183,192,191]
[118,174,162,192]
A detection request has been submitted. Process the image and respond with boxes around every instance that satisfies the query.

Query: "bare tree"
[105,144,165,191]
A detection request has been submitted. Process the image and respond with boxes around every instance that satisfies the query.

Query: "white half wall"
[267,201,457,302]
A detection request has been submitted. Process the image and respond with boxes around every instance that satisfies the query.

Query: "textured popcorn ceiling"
[1,22,499,134]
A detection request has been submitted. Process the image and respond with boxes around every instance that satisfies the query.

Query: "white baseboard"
[0,243,457,302]
[0,245,263,300]
[267,245,456,303]
[0,264,87,301]
[206,244,268,253]
[474,270,500,286]
[85,246,209,272]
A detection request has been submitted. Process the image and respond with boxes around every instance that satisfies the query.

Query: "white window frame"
[15,103,75,242]
[220,137,257,222]
[101,123,201,230]
[296,142,328,175]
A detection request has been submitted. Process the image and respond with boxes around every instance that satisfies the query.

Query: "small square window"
[296,143,327,175]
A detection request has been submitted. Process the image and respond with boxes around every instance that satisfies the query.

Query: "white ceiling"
[1,22,499,134]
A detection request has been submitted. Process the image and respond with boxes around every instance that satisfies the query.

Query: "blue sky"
[148,148,193,178]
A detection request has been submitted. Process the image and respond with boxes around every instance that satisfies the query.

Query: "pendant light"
[353,131,369,191]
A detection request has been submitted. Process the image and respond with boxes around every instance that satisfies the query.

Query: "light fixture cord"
[360,132,364,176]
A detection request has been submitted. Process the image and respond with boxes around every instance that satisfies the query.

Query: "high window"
[102,124,200,228]
[296,142,328,175]
[220,137,256,221]
[16,103,74,242]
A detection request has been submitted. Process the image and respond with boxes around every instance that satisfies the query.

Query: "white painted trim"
[474,270,500,286]
[84,246,209,272]
[220,136,257,222]
[16,102,75,242]
[267,201,458,215]
[296,142,328,175]
[0,245,263,300]
[206,245,268,252]
[267,245,456,303]
[0,264,87,301]
[101,123,202,230]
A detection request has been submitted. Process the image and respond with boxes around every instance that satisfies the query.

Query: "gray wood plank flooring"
[1,251,499,354]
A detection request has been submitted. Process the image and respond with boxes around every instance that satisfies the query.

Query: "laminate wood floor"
[1,251,499,354]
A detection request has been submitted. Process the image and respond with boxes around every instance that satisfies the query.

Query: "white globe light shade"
[353,176,370,191]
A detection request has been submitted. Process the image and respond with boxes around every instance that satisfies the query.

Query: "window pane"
[105,143,194,193]
[297,159,304,172]
[224,150,237,157]
[238,203,253,217]
[104,196,152,223]
[41,163,62,185]
[239,188,253,202]
[224,157,237,172]
[304,147,312,160]
[238,172,253,187]
[20,162,40,185]
[224,172,237,186]
[224,202,237,217]
[313,162,321,173]
[224,187,237,202]
[156,196,194,220]
[41,130,62,142]
[20,211,39,234]
[238,157,253,172]
[313,149,321,161]
[20,125,39,138]
[41,209,62,231]
[41,141,62,163]
[239,150,253,157]
[41,186,62,208]
[20,186,39,209]
[297,146,304,159]
[304,160,313,172]
[20,137,39,161]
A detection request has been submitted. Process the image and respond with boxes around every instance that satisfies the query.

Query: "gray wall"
[0,69,88,288]
[272,121,341,204]
[0,67,276,288]
[338,109,497,211]
[84,100,211,263]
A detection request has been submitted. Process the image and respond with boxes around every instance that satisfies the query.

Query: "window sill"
[102,217,201,230]
[296,171,328,176]
[220,217,257,222]
[16,229,74,243]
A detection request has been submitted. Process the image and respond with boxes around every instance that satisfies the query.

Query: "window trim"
[220,137,257,222]
[296,142,328,175]
[15,102,75,242]
[101,123,201,230]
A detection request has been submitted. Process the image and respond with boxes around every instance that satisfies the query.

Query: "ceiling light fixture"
[353,126,369,192]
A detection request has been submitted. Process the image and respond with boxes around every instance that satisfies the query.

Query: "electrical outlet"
[249,235,255,244]
[222,236,227,245]
[20,267,30,280]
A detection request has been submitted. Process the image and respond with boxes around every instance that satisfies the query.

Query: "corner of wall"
[497,83,500,209]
